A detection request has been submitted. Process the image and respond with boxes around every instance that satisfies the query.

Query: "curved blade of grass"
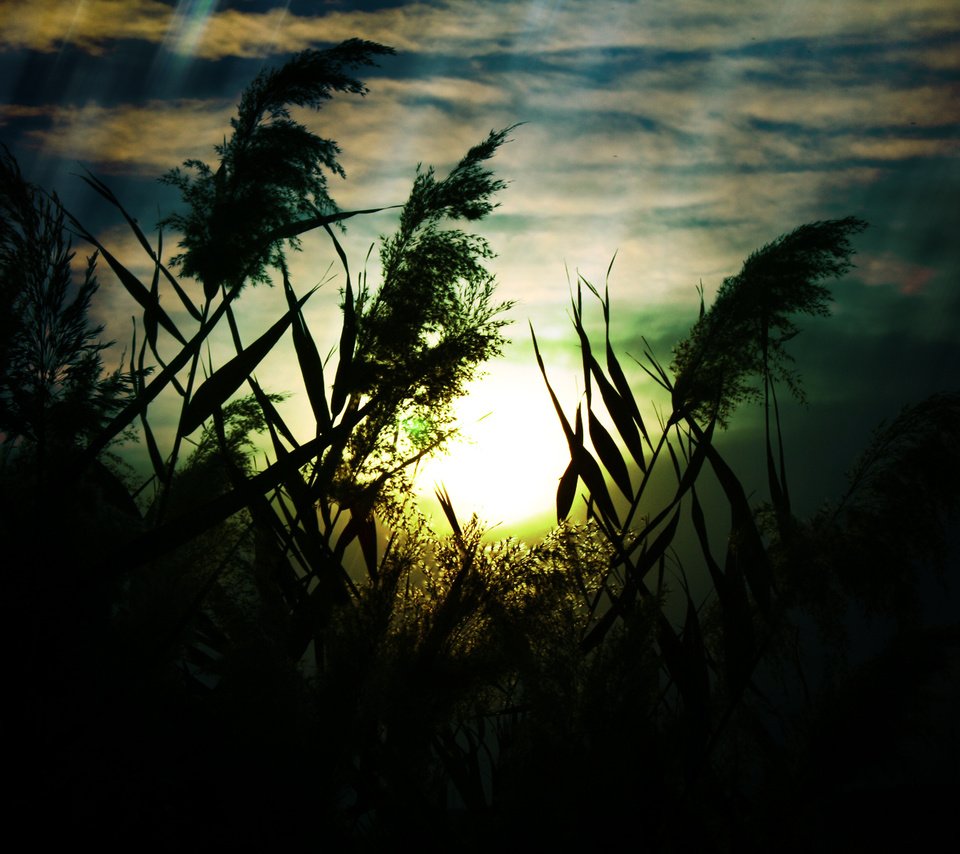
[70,222,187,346]
[436,484,463,538]
[692,425,772,613]
[76,171,202,321]
[180,289,316,435]
[631,505,681,583]
[531,323,577,445]
[135,329,166,483]
[622,420,715,561]
[573,435,620,527]
[589,353,647,472]
[533,321,620,526]
[249,376,300,450]
[588,409,633,501]
[264,203,402,244]
[557,460,577,522]
[282,262,332,433]
[330,227,356,419]
[690,484,755,691]
[145,237,160,352]
[97,430,332,575]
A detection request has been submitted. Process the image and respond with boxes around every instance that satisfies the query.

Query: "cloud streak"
[3,1,957,62]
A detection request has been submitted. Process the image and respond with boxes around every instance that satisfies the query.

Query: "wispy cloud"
[858,251,938,295]
[3,1,957,61]
[0,0,172,55]
[2,98,234,172]
[6,2,954,338]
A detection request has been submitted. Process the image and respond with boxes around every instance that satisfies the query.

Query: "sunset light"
[2,1,958,848]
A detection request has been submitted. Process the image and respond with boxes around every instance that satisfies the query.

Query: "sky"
[1,0,958,539]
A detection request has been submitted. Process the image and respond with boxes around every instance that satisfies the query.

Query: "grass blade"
[556,460,577,522]
[180,289,316,435]
[590,353,647,472]
[72,223,187,346]
[588,408,633,501]
[281,262,332,433]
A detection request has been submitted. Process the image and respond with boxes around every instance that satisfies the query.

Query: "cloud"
[857,251,938,295]
[4,98,234,173]
[5,2,954,334]
[0,103,49,125]
[0,0,173,54]
[3,0,957,62]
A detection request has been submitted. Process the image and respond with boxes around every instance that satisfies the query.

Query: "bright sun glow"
[411,361,570,537]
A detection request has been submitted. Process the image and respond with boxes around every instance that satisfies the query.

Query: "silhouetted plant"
[34,43,524,828]
[531,222,960,850]
[162,39,396,299]
[671,217,867,428]
[5,33,959,851]
[0,145,133,468]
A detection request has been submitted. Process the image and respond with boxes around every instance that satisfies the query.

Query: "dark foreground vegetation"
[2,40,958,851]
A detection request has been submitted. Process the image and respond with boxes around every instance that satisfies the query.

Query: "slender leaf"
[282,263,332,433]
[556,460,577,522]
[330,271,355,419]
[249,377,300,450]
[531,323,578,446]
[690,485,755,691]
[180,289,315,435]
[136,331,166,483]
[588,409,633,501]
[71,224,187,346]
[97,430,339,575]
[590,353,647,472]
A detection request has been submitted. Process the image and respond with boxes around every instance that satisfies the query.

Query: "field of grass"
[2,41,958,850]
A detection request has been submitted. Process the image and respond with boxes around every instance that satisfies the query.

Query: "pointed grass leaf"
[672,416,717,498]
[606,337,650,444]
[98,431,341,574]
[140,393,166,484]
[572,444,620,528]
[69,184,201,328]
[531,323,578,446]
[145,242,161,352]
[264,204,402,245]
[131,325,166,483]
[571,286,594,405]
[79,168,201,319]
[282,264,332,432]
[78,172,149,242]
[180,290,315,435]
[704,439,773,614]
[690,485,755,690]
[631,505,681,583]
[330,275,356,419]
[436,485,463,538]
[249,377,300,450]
[88,237,187,346]
[588,409,633,501]
[689,485,724,592]
[557,460,578,522]
[590,354,647,472]
[533,317,622,526]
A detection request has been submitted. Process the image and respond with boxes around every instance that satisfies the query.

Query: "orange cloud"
[10,99,233,173]
[0,0,172,54]
[857,252,937,295]
[4,0,956,62]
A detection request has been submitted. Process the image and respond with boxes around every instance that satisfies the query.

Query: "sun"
[410,361,571,538]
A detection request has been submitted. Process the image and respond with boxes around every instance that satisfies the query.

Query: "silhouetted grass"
[1,41,958,851]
